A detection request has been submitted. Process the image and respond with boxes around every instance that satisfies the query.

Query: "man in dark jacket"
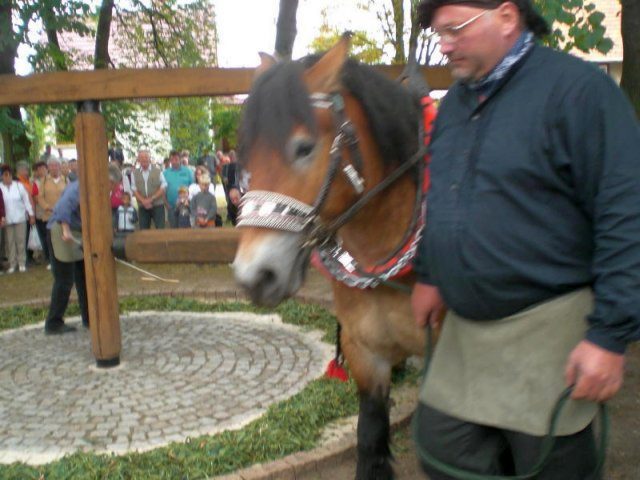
[411,1,640,478]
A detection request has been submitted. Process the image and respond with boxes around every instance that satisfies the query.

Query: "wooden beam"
[123,228,240,263]
[0,65,452,106]
[75,105,121,367]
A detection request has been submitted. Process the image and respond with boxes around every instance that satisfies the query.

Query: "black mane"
[239,56,422,174]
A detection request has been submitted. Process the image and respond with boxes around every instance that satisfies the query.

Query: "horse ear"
[254,52,278,81]
[303,32,352,92]
[398,61,432,99]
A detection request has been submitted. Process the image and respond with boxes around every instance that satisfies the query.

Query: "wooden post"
[75,101,121,368]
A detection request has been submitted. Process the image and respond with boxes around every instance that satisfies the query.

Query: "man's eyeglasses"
[428,10,490,44]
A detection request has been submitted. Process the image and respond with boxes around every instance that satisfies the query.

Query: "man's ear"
[497,1,521,38]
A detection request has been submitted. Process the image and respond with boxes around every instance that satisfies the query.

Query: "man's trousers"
[414,402,600,480]
[45,230,89,328]
[138,205,165,229]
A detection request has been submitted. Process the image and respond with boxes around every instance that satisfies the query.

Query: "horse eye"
[295,141,315,158]
[287,136,316,165]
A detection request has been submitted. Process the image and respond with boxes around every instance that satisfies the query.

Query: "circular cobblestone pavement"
[0,311,332,465]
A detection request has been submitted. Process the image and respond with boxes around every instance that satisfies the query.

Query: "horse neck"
[337,172,417,265]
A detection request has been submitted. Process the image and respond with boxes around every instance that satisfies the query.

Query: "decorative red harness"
[312,95,437,286]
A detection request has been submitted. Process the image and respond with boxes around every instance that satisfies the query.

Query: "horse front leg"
[356,386,393,480]
[343,336,394,479]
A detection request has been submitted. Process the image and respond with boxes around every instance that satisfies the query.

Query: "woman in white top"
[0,165,35,273]
[188,165,215,200]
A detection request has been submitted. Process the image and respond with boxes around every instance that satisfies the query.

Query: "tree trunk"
[0,0,30,166]
[392,0,405,64]
[41,3,68,70]
[408,0,420,63]
[0,0,9,166]
[275,0,299,60]
[620,0,640,118]
[94,0,115,69]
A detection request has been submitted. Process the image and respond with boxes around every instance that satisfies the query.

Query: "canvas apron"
[50,222,84,263]
[420,288,598,436]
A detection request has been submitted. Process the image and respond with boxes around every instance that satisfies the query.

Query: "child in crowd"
[192,174,217,228]
[113,192,138,233]
[175,186,191,228]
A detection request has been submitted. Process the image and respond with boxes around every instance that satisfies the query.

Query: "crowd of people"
[0,144,245,276]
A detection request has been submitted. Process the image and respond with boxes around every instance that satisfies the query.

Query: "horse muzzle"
[233,231,310,307]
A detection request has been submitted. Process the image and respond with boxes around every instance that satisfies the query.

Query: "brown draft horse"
[233,36,429,479]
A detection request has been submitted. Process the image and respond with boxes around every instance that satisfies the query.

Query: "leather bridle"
[237,90,427,258]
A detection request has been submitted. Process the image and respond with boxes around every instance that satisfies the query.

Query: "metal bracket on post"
[77,100,101,114]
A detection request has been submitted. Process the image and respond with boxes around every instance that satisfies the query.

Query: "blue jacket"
[415,44,640,354]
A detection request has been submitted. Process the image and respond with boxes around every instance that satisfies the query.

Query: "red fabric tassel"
[325,358,349,382]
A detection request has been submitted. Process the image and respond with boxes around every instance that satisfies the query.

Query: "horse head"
[233,35,422,307]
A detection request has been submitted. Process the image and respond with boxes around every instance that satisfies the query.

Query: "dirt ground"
[1,262,638,479]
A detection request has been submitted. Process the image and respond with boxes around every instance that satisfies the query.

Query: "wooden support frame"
[0,65,452,106]
[75,101,121,367]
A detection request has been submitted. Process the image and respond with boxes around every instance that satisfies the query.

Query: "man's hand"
[28,215,35,226]
[61,222,74,242]
[565,340,625,402]
[411,283,445,328]
[142,198,152,210]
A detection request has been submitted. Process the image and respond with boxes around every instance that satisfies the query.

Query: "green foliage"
[169,97,212,159]
[6,0,219,160]
[24,107,47,162]
[308,9,384,64]
[114,0,217,68]
[102,100,144,143]
[25,103,75,146]
[110,1,218,153]
[0,109,26,139]
[18,1,92,71]
[536,0,613,54]
[54,104,76,144]
[29,43,75,73]
[0,108,30,164]
[211,102,243,150]
[310,30,384,64]
[313,0,613,65]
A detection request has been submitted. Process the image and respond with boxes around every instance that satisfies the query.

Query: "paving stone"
[0,311,332,465]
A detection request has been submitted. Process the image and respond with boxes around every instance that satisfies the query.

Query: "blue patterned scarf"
[468,31,534,99]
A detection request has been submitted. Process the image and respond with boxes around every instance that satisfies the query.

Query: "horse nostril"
[257,268,276,287]
[239,268,280,307]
